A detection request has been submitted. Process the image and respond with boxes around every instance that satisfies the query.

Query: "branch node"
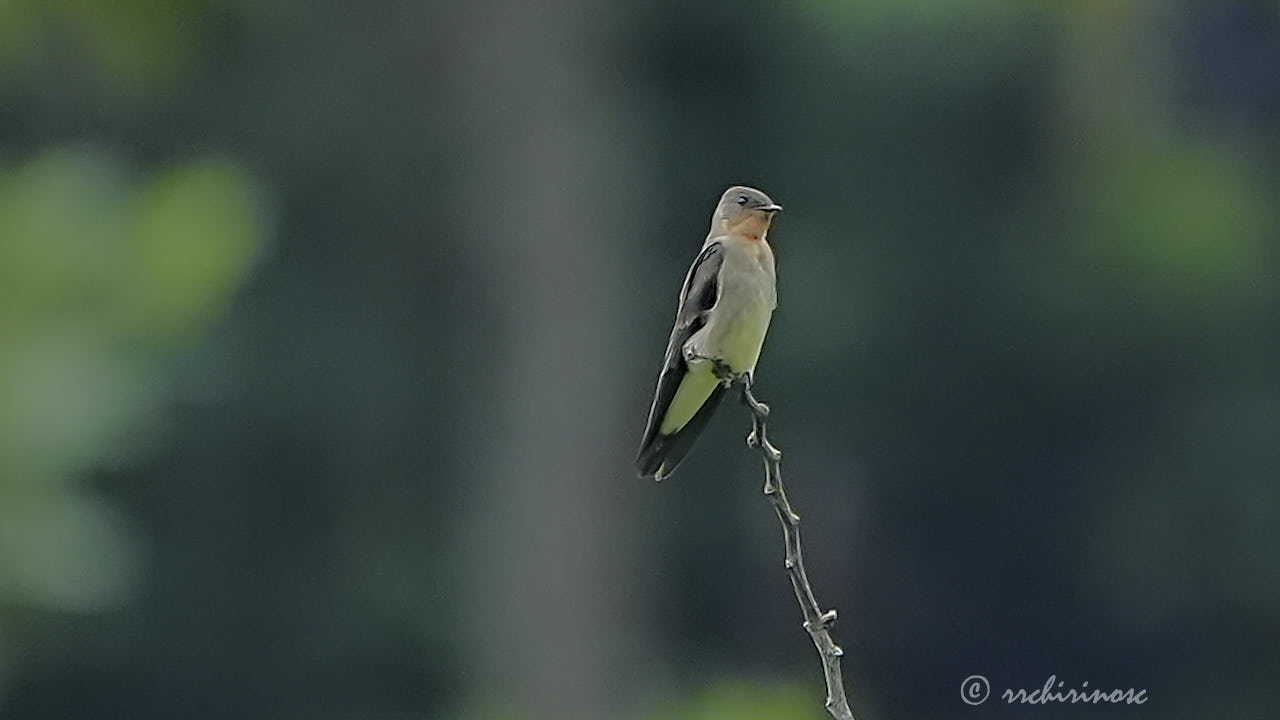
[731,376,856,720]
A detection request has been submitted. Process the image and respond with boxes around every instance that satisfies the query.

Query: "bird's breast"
[696,240,776,374]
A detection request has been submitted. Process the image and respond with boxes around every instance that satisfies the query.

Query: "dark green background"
[2,1,1277,718]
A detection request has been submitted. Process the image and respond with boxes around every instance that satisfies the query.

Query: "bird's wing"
[636,241,725,477]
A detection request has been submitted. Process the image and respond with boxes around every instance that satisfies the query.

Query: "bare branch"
[738,375,856,720]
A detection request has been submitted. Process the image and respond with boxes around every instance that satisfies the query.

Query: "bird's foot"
[683,348,736,386]
[711,360,738,386]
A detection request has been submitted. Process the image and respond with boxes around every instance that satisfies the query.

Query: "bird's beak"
[758,203,783,213]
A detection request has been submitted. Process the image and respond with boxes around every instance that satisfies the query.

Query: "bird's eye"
[736,196,748,205]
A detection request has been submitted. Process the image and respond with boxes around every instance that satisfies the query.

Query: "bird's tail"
[635,384,727,480]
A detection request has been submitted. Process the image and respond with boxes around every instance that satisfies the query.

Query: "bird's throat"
[730,214,773,242]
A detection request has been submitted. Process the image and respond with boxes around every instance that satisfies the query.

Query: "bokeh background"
[2,1,1278,718]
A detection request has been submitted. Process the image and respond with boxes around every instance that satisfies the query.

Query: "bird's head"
[714,185,782,240]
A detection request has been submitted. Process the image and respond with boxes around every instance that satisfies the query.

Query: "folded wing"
[635,242,726,479]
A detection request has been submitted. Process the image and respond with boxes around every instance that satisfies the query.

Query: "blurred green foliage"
[1075,142,1270,304]
[0,148,263,640]
[647,679,827,720]
[0,0,225,87]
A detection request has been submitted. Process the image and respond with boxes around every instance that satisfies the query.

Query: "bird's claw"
[712,361,737,385]
[684,349,736,386]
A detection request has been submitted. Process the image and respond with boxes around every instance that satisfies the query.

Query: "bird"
[636,185,782,480]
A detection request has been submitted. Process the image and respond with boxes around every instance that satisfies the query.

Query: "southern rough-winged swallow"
[636,185,782,480]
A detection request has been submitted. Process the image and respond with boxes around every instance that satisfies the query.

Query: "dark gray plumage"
[636,242,725,478]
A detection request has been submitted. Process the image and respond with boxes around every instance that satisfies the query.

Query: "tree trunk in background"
[446,2,652,718]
